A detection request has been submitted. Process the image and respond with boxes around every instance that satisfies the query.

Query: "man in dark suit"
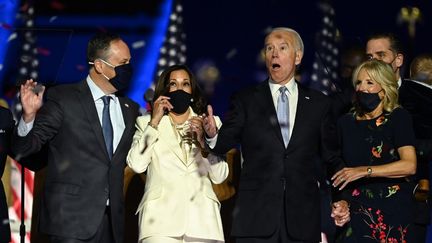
[11,33,140,243]
[0,106,13,243]
[203,27,349,243]
[399,54,432,243]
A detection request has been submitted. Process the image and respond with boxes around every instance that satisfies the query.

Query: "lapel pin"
[305,96,310,100]
[125,103,129,108]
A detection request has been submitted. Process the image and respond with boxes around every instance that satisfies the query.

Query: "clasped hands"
[331,200,350,227]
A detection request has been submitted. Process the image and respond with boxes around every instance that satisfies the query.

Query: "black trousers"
[235,194,317,243]
[49,207,115,243]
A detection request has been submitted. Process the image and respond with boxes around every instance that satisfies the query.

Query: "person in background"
[11,32,140,243]
[203,27,349,243]
[332,59,417,242]
[366,32,429,242]
[127,64,228,243]
[366,33,404,86]
[331,44,365,117]
[399,54,432,241]
[0,105,13,243]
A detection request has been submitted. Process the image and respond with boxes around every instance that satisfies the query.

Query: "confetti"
[132,40,145,49]
[50,1,65,10]
[76,64,86,72]
[1,22,12,30]
[37,47,51,56]
[49,16,58,23]
[7,32,17,42]
[0,64,3,71]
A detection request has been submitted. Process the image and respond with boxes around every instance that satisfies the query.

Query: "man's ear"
[395,53,404,68]
[93,60,104,74]
[295,51,303,65]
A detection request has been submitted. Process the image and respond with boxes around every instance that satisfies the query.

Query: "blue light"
[127,0,173,107]
[0,0,19,87]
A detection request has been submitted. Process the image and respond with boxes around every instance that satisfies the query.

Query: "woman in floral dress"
[332,60,417,243]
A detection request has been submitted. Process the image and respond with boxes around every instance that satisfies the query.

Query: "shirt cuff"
[206,134,218,149]
[17,117,34,137]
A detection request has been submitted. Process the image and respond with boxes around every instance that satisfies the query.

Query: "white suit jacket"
[127,109,228,242]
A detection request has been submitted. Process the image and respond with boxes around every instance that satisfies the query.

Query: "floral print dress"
[337,108,416,243]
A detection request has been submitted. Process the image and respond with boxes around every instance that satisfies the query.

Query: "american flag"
[309,0,340,95]
[154,0,187,79]
[8,1,37,242]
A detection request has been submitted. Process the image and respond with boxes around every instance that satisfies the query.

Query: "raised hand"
[149,95,172,127]
[20,79,45,123]
[202,105,217,138]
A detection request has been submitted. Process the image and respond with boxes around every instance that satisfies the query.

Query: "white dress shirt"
[268,77,298,142]
[18,76,125,153]
[207,77,299,148]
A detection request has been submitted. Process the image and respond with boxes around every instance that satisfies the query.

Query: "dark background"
[1,0,431,114]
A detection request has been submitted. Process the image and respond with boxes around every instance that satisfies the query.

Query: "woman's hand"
[150,95,173,127]
[331,166,368,190]
[189,115,205,148]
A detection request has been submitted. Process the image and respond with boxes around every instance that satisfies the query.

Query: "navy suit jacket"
[211,80,344,242]
[11,81,139,241]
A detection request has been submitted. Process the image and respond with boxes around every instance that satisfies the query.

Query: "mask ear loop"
[88,61,110,80]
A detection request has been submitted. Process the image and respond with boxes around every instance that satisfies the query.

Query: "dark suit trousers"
[235,192,318,243]
[49,207,114,243]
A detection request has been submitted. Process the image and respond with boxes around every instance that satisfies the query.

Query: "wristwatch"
[366,167,372,178]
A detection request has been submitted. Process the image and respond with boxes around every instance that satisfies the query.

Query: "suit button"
[285,154,289,159]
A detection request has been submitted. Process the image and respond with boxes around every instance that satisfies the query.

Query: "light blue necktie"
[101,96,113,159]
[277,86,290,147]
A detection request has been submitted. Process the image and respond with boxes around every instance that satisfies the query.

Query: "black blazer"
[11,81,139,241]
[0,107,13,243]
[212,81,344,242]
[399,79,432,178]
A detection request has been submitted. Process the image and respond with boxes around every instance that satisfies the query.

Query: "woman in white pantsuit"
[127,65,228,243]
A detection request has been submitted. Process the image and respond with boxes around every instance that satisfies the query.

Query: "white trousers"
[141,235,222,243]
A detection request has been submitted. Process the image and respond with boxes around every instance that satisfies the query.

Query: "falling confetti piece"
[7,32,17,42]
[76,64,86,72]
[132,40,145,49]
[49,16,58,23]
[1,22,12,30]
[226,48,237,60]
[37,47,51,56]
[50,1,65,10]
[19,2,29,12]
[0,64,3,71]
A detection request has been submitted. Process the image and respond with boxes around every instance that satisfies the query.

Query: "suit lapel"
[287,86,309,149]
[112,97,135,162]
[78,81,110,161]
[158,116,188,165]
[256,82,285,147]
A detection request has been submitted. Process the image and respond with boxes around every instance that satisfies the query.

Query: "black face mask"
[109,63,133,91]
[167,90,193,114]
[355,91,382,112]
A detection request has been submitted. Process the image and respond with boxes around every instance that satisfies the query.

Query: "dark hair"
[154,64,207,114]
[87,32,121,63]
[367,32,404,55]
